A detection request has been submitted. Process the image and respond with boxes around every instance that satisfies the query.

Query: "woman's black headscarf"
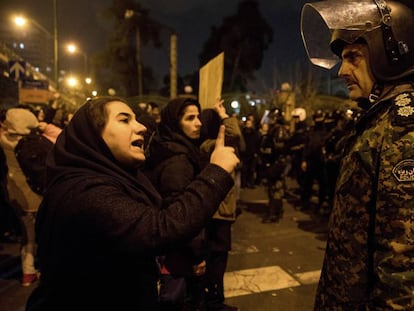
[158,97,201,139]
[199,108,221,140]
[146,97,202,170]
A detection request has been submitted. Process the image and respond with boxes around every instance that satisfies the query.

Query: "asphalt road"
[225,183,328,311]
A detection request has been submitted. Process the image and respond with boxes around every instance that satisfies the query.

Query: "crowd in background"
[237,105,354,221]
[131,98,357,222]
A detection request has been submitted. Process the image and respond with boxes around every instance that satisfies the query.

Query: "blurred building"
[0,15,54,80]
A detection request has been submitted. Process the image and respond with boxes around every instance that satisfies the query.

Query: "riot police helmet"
[301,0,414,82]
[313,109,325,122]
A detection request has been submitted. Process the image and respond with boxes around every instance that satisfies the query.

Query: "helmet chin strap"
[357,82,384,109]
[368,82,384,103]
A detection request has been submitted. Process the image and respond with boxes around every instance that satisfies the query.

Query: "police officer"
[262,108,290,223]
[301,0,414,309]
[300,109,330,212]
[324,110,348,215]
[287,108,309,199]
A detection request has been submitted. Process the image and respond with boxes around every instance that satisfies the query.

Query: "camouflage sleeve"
[374,100,414,310]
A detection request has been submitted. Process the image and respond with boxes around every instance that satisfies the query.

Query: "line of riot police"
[245,106,355,222]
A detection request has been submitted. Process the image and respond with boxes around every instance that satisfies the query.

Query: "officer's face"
[338,43,375,101]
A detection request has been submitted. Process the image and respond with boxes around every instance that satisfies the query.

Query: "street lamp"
[12,12,59,89]
[124,9,178,99]
[13,15,50,38]
[150,20,177,99]
[66,43,88,76]
[124,9,143,97]
[66,75,79,88]
[53,0,59,89]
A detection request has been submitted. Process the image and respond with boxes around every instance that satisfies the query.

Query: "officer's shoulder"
[390,92,414,127]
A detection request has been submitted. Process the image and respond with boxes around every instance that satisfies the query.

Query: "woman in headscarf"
[26,96,239,311]
[145,97,207,310]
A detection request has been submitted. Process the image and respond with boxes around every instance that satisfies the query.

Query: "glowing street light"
[66,76,79,88]
[66,43,88,76]
[12,12,59,89]
[13,15,50,37]
[14,16,27,27]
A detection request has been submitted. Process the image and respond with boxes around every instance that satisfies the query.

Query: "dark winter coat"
[241,126,260,159]
[145,97,206,276]
[15,130,54,195]
[26,101,233,311]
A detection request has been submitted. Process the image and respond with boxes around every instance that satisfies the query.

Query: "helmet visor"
[301,0,381,69]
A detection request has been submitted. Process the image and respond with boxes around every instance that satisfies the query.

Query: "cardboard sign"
[19,88,50,104]
[198,52,224,110]
[22,79,49,90]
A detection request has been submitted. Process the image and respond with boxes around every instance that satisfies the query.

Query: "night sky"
[2,0,312,91]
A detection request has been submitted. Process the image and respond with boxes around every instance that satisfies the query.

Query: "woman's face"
[101,101,147,166]
[179,105,202,140]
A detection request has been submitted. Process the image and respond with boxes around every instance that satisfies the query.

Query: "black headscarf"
[199,108,221,140]
[146,97,202,171]
[45,98,160,204]
[158,97,201,139]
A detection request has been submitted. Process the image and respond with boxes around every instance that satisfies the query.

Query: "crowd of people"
[0,88,357,310]
[0,85,351,309]
[0,0,413,310]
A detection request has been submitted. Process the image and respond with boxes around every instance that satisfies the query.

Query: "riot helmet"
[269,108,285,125]
[301,0,414,82]
[291,107,307,122]
[313,109,325,123]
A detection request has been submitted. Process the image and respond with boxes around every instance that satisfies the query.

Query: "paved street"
[224,183,328,310]
[0,180,329,311]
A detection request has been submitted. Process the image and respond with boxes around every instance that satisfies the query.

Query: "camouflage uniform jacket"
[314,83,414,311]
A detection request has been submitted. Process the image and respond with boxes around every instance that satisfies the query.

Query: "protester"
[37,122,62,144]
[25,96,239,310]
[145,97,206,310]
[149,101,162,125]
[301,0,414,309]
[199,99,244,311]
[0,108,46,287]
[0,110,21,243]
